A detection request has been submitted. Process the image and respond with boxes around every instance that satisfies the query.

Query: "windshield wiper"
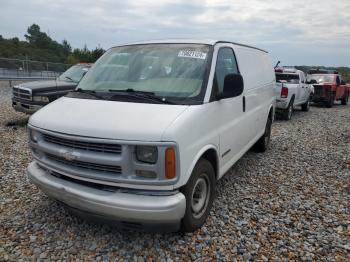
[65,76,77,82]
[70,88,105,99]
[108,89,175,104]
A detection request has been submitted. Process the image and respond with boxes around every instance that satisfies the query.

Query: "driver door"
[300,71,309,102]
[213,47,247,169]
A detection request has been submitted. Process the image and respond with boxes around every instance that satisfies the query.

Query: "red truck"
[307,69,349,107]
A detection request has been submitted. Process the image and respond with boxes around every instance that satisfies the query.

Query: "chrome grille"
[46,153,122,174]
[13,87,31,100]
[42,133,122,154]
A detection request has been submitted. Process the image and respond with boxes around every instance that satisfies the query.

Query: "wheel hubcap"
[191,176,210,219]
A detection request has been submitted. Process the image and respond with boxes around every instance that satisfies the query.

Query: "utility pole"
[25,55,28,74]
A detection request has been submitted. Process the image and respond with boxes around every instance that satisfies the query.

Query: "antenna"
[274,61,281,69]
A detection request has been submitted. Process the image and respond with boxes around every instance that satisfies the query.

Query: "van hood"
[29,97,189,141]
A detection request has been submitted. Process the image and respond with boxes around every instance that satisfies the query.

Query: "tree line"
[0,24,105,71]
[1,24,349,81]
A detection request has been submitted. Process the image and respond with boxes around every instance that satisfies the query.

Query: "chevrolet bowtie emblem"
[62,151,77,161]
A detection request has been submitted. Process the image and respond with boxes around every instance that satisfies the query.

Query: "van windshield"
[77,44,212,104]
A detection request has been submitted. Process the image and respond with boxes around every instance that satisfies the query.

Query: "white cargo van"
[27,40,275,232]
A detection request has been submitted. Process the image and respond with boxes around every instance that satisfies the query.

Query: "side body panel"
[219,45,275,177]
[163,43,275,188]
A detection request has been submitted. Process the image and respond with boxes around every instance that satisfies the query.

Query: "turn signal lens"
[165,148,176,179]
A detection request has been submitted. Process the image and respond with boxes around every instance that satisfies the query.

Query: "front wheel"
[181,159,215,232]
[301,100,310,111]
[341,92,349,105]
[325,92,335,108]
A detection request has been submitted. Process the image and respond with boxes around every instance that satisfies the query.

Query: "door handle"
[243,96,246,112]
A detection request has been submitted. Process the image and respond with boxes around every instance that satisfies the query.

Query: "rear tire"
[253,117,272,153]
[341,92,349,105]
[181,159,215,232]
[301,100,310,112]
[282,99,294,120]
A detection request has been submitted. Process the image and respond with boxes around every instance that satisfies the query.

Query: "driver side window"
[214,48,239,93]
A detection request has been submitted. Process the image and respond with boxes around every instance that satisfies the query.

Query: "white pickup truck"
[275,68,312,120]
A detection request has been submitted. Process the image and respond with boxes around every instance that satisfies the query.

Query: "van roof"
[112,39,268,53]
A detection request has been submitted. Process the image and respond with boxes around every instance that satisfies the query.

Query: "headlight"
[135,146,158,164]
[33,96,49,102]
[29,129,39,143]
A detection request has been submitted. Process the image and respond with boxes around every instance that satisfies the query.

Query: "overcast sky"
[1,0,350,66]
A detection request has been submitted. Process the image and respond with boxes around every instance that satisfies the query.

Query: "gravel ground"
[1,80,349,261]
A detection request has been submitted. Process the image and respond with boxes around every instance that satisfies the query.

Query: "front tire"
[325,92,335,108]
[301,100,310,111]
[341,92,349,105]
[181,159,215,232]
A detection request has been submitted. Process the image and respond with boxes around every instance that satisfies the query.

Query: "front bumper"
[12,100,43,114]
[27,161,186,229]
[310,95,327,103]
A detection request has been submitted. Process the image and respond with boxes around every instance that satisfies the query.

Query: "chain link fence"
[0,57,72,80]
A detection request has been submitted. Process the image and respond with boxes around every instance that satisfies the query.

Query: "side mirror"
[217,73,244,100]
[341,80,346,85]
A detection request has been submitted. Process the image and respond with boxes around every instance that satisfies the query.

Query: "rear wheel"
[253,117,272,153]
[181,159,215,232]
[301,100,310,111]
[282,99,294,120]
[341,91,349,105]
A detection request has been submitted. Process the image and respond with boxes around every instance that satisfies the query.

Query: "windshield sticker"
[178,50,207,60]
